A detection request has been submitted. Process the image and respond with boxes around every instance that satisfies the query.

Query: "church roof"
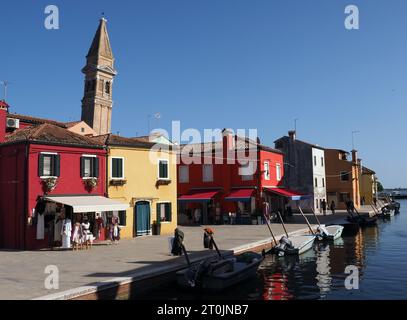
[87,18,114,60]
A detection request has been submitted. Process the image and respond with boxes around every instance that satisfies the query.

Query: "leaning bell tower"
[81,18,117,135]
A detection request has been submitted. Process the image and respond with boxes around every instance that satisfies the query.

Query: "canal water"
[137,200,407,300]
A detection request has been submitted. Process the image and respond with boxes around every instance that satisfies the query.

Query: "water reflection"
[259,224,381,300]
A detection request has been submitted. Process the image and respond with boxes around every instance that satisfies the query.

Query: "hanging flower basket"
[42,177,58,192]
[84,177,98,189]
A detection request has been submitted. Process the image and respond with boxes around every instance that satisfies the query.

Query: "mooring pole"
[298,204,315,235]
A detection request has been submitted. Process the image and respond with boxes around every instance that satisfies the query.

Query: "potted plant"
[41,177,58,192]
[84,177,98,190]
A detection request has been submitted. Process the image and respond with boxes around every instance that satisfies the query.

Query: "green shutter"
[118,159,123,178]
[111,158,116,178]
[167,202,172,222]
[54,155,60,177]
[156,203,161,223]
[93,157,99,178]
[38,154,44,176]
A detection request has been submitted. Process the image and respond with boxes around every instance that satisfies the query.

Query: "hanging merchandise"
[61,217,72,248]
[36,212,45,240]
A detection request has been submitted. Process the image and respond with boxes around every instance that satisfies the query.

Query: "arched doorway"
[134,201,151,237]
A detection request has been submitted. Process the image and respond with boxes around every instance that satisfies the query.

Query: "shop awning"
[224,188,255,202]
[44,196,129,213]
[178,190,220,203]
[264,187,312,201]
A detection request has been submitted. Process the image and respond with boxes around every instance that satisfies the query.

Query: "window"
[38,153,60,177]
[105,81,111,94]
[340,171,350,181]
[118,210,126,226]
[315,177,318,187]
[321,157,324,167]
[81,156,99,178]
[81,127,85,133]
[276,164,281,181]
[264,162,270,180]
[316,199,319,209]
[179,165,189,183]
[314,156,317,166]
[322,178,325,187]
[202,164,213,182]
[157,202,172,222]
[111,157,124,179]
[158,160,169,179]
[240,162,254,181]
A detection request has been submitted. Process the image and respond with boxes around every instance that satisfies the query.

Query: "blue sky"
[0,0,406,187]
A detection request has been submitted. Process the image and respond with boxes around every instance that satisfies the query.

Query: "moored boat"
[176,251,263,291]
[316,225,344,241]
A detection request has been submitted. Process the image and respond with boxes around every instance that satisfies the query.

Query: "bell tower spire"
[81,18,117,135]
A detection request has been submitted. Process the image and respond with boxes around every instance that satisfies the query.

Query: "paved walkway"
[0,214,340,300]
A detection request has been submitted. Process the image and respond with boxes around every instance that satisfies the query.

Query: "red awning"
[178,189,220,202]
[264,187,311,201]
[224,188,255,202]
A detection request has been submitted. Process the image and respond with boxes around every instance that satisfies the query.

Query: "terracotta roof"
[5,123,104,147]
[64,121,81,128]
[93,134,157,149]
[8,113,68,128]
[181,135,283,154]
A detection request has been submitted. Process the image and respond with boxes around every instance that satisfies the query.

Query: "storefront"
[34,195,129,249]
[178,189,221,225]
[224,188,257,224]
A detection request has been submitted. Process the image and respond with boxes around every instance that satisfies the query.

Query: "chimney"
[222,128,235,151]
[351,149,358,163]
[0,100,9,143]
[288,130,296,141]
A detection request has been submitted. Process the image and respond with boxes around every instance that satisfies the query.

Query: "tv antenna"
[0,81,11,101]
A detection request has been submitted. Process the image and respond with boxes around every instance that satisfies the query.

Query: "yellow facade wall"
[360,173,376,205]
[107,146,178,238]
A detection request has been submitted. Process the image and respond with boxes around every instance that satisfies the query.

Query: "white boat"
[316,225,344,241]
[267,234,316,256]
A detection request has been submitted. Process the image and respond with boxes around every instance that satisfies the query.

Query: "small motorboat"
[315,224,344,241]
[176,251,263,291]
[264,234,316,257]
[347,213,377,227]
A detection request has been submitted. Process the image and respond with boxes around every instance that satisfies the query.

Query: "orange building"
[325,149,361,210]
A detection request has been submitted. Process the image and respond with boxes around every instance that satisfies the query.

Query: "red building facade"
[177,130,286,225]
[0,122,108,249]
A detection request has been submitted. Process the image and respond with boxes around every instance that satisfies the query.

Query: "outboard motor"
[274,236,294,256]
[317,226,329,240]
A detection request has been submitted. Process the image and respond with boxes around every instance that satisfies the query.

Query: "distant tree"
[377,181,384,192]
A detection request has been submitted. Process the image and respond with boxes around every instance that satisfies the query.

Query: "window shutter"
[156,203,161,223]
[93,157,99,178]
[118,159,123,178]
[54,155,60,177]
[111,158,117,178]
[167,202,172,222]
[80,157,85,177]
[38,154,44,177]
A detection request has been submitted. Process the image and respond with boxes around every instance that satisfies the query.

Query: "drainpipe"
[23,142,29,250]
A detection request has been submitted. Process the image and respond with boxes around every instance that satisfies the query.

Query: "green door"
[135,201,151,236]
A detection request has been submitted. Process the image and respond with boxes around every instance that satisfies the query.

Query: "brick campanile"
[81,18,117,135]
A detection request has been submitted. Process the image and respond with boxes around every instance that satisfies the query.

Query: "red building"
[177,129,294,225]
[0,109,127,250]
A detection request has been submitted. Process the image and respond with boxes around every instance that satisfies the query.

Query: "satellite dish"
[154,113,161,119]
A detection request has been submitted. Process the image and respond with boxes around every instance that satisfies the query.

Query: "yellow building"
[360,167,377,205]
[97,134,177,238]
